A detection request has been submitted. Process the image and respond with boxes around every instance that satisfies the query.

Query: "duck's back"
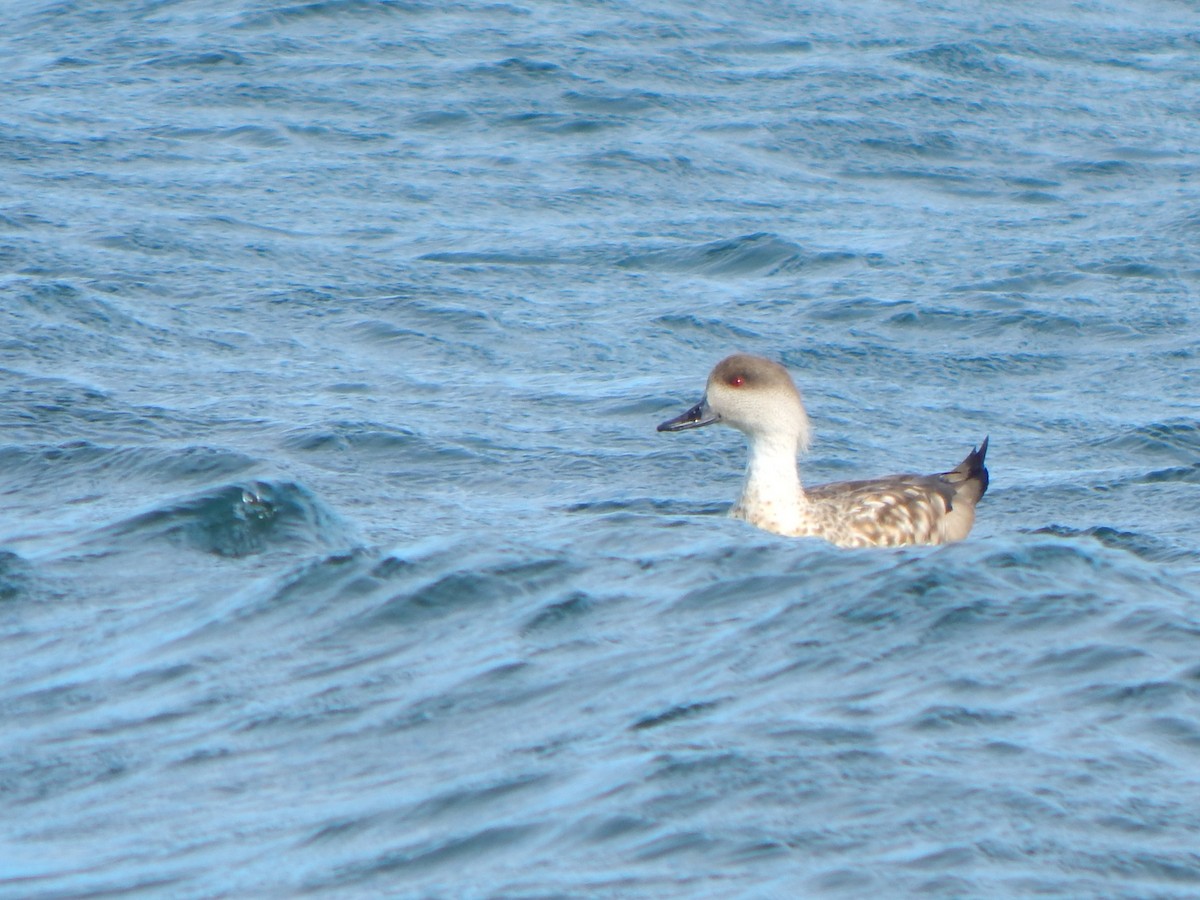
[802,440,990,548]
[804,476,956,547]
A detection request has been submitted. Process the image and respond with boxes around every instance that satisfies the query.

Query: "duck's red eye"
[729,375,745,387]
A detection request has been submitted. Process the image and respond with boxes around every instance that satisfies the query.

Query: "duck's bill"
[657,399,719,432]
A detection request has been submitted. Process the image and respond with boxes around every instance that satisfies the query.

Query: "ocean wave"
[77,480,356,559]
[617,233,855,277]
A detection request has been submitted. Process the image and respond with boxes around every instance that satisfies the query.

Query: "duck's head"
[657,353,811,450]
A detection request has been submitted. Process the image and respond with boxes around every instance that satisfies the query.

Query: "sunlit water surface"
[3,1,1200,897]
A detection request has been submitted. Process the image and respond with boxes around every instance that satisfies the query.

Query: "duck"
[657,353,989,547]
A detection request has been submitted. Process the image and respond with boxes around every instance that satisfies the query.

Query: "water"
[3,0,1200,896]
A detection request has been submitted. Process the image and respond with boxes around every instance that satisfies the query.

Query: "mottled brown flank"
[808,479,952,547]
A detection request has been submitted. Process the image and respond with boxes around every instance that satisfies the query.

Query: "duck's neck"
[732,431,810,534]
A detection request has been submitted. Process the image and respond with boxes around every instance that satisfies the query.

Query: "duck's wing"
[806,438,990,547]
[807,475,954,546]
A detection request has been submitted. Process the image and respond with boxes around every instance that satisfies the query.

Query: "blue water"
[3,1,1200,896]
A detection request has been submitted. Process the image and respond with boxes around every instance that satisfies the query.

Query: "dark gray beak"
[657,398,719,432]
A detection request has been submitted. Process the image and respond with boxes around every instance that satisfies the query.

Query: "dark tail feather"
[943,436,989,503]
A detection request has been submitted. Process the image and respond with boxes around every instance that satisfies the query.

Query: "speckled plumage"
[658,354,989,548]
